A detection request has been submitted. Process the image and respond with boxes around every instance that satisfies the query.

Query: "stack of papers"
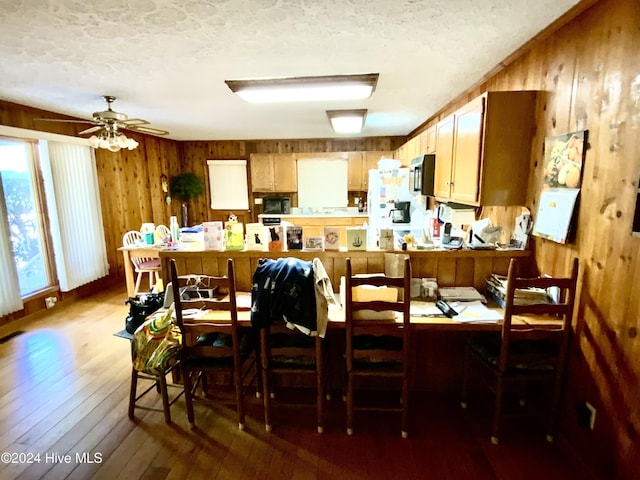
[450,301,502,323]
[437,287,486,303]
[486,274,552,306]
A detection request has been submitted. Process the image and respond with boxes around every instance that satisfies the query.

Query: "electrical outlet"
[45,296,57,309]
[585,402,596,430]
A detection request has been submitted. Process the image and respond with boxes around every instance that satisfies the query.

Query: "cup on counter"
[144,232,155,244]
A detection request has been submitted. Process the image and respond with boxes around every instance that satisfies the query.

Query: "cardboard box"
[224,221,244,251]
[286,226,303,250]
[245,223,266,251]
[346,227,367,251]
[324,227,340,251]
[203,221,224,251]
[379,228,394,251]
[267,225,284,252]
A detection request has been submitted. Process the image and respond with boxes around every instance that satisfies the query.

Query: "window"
[0,139,52,298]
[0,127,110,316]
[207,160,249,210]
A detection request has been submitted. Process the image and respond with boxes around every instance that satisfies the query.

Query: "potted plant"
[169,172,204,227]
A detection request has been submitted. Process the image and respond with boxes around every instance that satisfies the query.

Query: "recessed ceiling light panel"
[326,109,368,134]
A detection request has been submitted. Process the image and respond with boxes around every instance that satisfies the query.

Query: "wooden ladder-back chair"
[169,259,259,429]
[260,323,326,433]
[252,257,329,434]
[128,309,184,424]
[122,230,161,295]
[345,256,412,438]
[461,257,579,444]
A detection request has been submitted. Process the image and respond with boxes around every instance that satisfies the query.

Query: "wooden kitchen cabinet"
[433,91,536,206]
[348,151,393,190]
[250,153,297,192]
[422,126,436,154]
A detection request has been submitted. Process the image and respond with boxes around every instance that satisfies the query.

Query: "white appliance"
[366,166,426,248]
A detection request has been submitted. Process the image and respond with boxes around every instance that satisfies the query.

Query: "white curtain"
[0,177,23,316]
[40,142,108,291]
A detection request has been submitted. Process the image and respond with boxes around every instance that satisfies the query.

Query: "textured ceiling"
[0,0,581,141]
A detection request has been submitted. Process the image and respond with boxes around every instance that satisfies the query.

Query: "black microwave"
[263,196,291,214]
[409,154,435,196]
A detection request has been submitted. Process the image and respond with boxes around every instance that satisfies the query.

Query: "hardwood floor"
[0,287,596,480]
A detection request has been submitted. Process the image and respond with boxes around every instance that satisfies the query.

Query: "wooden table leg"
[122,250,135,297]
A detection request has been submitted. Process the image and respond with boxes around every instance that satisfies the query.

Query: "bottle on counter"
[170,215,180,243]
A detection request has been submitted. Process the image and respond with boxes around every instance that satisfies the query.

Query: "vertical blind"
[41,142,108,291]
[0,178,23,316]
[207,160,249,210]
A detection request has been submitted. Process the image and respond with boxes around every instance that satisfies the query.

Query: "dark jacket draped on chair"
[250,257,317,333]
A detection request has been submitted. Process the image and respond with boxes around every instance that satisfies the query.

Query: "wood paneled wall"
[180,137,405,226]
[0,102,403,317]
[2,0,638,474]
[406,1,639,477]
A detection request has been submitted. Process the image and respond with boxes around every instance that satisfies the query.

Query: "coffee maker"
[390,201,411,223]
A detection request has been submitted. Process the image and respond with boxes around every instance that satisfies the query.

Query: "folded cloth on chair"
[131,306,182,375]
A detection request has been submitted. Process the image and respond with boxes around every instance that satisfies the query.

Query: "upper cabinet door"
[250,154,274,192]
[434,115,455,198]
[348,152,363,190]
[451,95,484,204]
[272,153,297,192]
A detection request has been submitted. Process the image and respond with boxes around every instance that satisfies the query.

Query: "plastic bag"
[125,292,165,334]
[131,305,182,374]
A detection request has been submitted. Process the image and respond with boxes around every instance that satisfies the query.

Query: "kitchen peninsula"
[159,246,531,293]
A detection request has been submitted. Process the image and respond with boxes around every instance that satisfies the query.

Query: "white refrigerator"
[366,167,426,248]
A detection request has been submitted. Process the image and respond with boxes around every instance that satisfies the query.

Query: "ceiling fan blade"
[35,118,96,125]
[124,125,170,136]
[78,125,103,135]
[121,118,149,126]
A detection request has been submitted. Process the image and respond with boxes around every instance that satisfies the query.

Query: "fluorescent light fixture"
[225,73,378,103]
[327,109,368,134]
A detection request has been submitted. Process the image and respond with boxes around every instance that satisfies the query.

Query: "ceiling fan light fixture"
[327,109,367,134]
[225,73,379,103]
[88,129,138,152]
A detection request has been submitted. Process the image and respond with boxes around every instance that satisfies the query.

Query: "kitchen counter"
[259,213,369,219]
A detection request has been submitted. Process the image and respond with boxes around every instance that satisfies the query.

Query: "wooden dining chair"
[344,256,412,438]
[461,257,579,444]
[122,230,161,295]
[259,322,327,433]
[129,310,183,424]
[169,259,260,429]
[254,257,329,433]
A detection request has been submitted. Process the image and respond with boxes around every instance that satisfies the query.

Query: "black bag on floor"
[125,292,165,334]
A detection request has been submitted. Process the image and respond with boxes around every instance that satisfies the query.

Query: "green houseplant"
[169,172,205,227]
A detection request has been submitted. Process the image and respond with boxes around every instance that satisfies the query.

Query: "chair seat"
[353,334,403,351]
[270,332,316,348]
[352,359,403,371]
[270,355,316,369]
[468,334,558,372]
[137,258,161,269]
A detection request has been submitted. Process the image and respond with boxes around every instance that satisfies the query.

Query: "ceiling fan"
[37,95,169,151]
